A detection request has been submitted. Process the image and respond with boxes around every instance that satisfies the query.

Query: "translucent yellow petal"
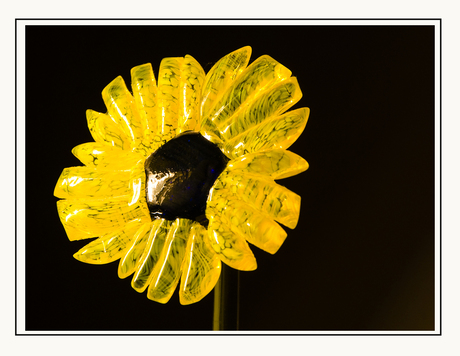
[118,221,155,279]
[73,218,144,264]
[101,76,144,149]
[54,167,132,200]
[227,149,309,180]
[131,219,172,293]
[206,216,257,271]
[179,224,221,305]
[147,218,193,303]
[86,109,131,149]
[207,192,287,254]
[219,77,302,141]
[56,196,150,241]
[223,107,309,158]
[210,170,301,229]
[203,55,292,140]
[176,55,206,134]
[130,63,163,156]
[130,63,159,133]
[157,57,183,143]
[72,142,143,170]
[201,46,252,121]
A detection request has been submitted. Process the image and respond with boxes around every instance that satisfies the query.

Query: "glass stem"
[213,264,240,330]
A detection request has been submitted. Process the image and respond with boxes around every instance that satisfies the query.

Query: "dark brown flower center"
[144,131,229,228]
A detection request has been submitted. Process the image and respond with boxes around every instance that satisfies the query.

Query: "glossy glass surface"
[55,46,310,304]
[144,131,229,226]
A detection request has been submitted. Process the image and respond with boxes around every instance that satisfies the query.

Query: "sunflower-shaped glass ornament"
[54,46,310,305]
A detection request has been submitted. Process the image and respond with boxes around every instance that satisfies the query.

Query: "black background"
[25,24,435,331]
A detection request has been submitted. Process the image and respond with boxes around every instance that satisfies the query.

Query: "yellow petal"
[206,217,257,271]
[72,142,143,170]
[176,55,206,134]
[208,193,287,254]
[227,149,309,180]
[203,55,292,141]
[130,63,162,155]
[118,221,155,279]
[211,170,301,229]
[219,77,303,141]
[131,219,172,293]
[157,57,183,143]
[56,196,150,241]
[201,46,252,120]
[147,218,193,303]
[101,76,145,149]
[179,224,221,305]
[73,219,144,264]
[54,167,132,200]
[206,190,258,270]
[130,63,159,133]
[224,107,309,158]
[86,109,131,150]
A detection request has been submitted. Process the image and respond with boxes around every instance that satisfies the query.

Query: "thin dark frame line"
[439,18,442,336]
[15,18,442,20]
[16,18,441,336]
[16,332,441,336]
[15,18,18,336]
[20,25,441,29]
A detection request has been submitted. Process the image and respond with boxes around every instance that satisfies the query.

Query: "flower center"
[144,131,229,227]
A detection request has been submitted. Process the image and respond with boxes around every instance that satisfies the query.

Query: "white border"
[15,18,441,336]
[434,21,441,335]
[16,21,26,337]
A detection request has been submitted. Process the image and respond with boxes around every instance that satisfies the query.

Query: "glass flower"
[54,46,310,305]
